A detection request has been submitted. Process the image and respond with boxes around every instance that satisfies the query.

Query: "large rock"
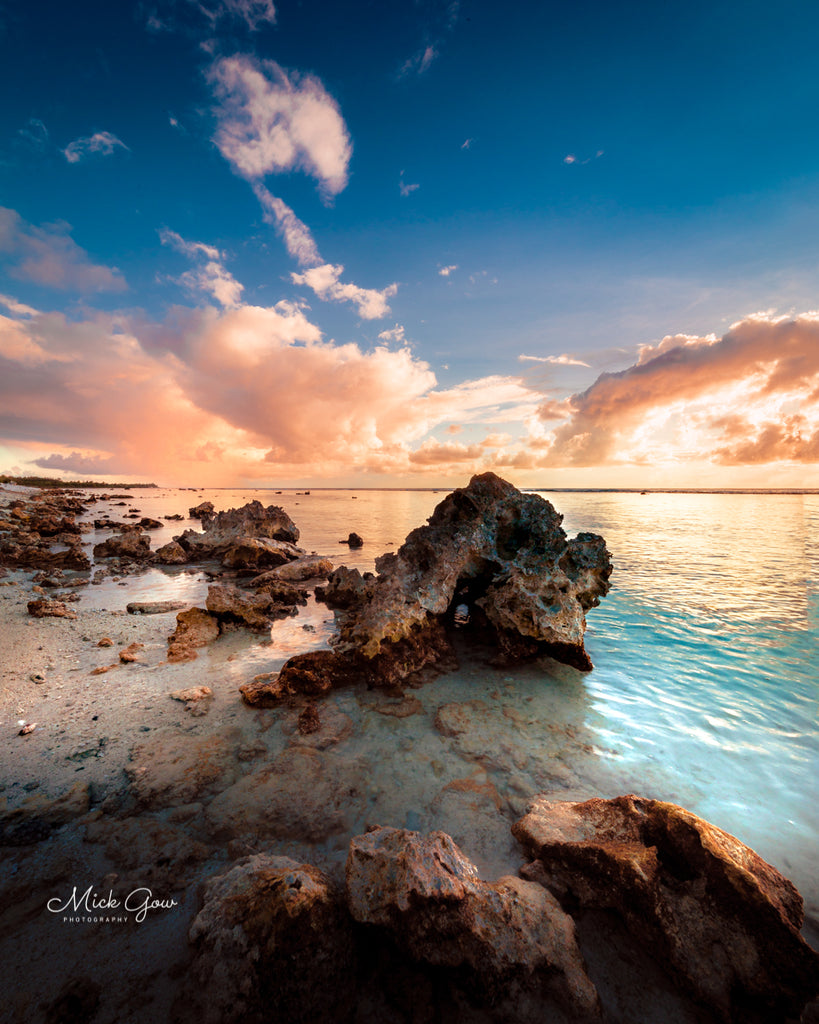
[346,826,601,1022]
[270,473,610,700]
[179,854,356,1024]
[175,500,301,566]
[189,500,215,521]
[93,529,152,561]
[220,536,301,570]
[154,540,188,564]
[512,794,819,1023]
[205,582,298,630]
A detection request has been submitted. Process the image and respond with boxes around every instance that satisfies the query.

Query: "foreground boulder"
[267,473,611,701]
[174,500,302,567]
[512,794,819,1023]
[178,855,356,1024]
[346,826,601,1022]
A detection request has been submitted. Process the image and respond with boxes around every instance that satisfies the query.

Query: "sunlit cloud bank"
[0,295,816,485]
[539,314,819,469]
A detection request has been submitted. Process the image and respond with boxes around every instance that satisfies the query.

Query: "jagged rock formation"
[188,500,215,521]
[93,528,152,561]
[346,826,602,1023]
[512,794,819,1023]
[256,473,611,703]
[174,500,302,568]
[177,803,814,1024]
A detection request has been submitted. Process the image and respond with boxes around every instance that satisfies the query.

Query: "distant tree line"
[0,475,158,489]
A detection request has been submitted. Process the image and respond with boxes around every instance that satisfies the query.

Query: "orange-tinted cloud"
[541,313,819,467]
[0,207,126,293]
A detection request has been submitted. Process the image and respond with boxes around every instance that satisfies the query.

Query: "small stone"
[97,637,114,647]
[119,642,144,663]
[169,686,213,703]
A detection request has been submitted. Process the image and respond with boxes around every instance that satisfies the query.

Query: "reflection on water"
[74,487,819,925]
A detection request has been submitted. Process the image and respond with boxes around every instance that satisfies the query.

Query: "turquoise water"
[77,487,819,932]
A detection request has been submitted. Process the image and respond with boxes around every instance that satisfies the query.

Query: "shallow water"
[74,486,819,929]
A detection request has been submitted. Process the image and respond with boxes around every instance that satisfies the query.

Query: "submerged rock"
[346,826,601,1022]
[512,794,819,1023]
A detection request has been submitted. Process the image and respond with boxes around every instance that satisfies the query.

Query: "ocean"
[76,486,819,938]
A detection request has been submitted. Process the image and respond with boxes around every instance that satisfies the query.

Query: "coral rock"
[346,826,601,1022]
[512,794,819,1023]
[179,854,356,1024]
[167,607,220,663]
[154,540,188,565]
[289,473,611,697]
[27,598,77,620]
[205,582,297,630]
[175,500,300,566]
[93,529,152,561]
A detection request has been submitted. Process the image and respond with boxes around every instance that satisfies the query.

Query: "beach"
[1,482,817,1023]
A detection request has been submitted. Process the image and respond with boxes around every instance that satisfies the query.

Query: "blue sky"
[1,0,818,486]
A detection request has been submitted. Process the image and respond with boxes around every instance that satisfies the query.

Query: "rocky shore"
[0,477,817,1024]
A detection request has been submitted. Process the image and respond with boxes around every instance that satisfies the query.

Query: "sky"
[1,0,818,488]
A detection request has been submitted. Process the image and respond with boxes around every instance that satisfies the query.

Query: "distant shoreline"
[2,477,816,495]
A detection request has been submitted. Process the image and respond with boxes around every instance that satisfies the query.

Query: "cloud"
[397,2,460,79]
[32,451,120,475]
[63,131,129,164]
[563,154,576,165]
[159,228,243,307]
[518,353,591,367]
[399,173,420,197]
[438,264,458,277]
[0,292,538,482]
[252,184,321,266]
[209,55,351,195]
[291,263,397,320]
[378,324,406,344]
[16,118,49,151]
[539,313,819,467]
[400,45,437,77]
[196,0,276,30]
[0,207,126,292]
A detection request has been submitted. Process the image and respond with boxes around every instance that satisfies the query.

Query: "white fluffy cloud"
[209,55,351,195]
[159,228,243,308]
[63,131,129,164]
[291,263,397,320]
